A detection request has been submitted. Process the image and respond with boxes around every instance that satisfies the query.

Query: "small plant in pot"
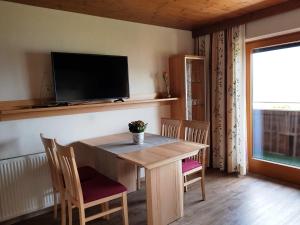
[128,120,148,145]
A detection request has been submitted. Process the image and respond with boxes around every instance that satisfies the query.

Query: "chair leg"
[79,206,86,225]
[121,192,129,225]
[184,176,188,192]
[54,192,58,219]
[101,202,110,220]
[201,177,206,201]
[61,194,66,225]
[67,200,72,225]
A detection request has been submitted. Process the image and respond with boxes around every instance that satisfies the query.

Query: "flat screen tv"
[51,52,129,103]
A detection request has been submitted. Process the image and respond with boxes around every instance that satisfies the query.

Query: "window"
[246,32,300,184]
[252,42,300,167]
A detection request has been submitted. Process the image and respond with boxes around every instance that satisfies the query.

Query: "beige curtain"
[226,26,247,175]
[194,34,211,166]
[211,30,226,171]
[195,25,247,175]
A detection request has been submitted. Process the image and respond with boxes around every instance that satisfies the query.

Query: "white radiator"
[0,153,53,222]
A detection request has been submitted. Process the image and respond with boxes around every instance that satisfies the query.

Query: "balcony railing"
[253,106,300,168]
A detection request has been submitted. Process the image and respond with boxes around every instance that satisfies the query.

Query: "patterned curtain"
[195,25,247,175]
[194,35,211,166]
[211,30,227,171]
[226,26,247,175]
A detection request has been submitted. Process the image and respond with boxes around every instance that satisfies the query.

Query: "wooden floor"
[11,170,300,225]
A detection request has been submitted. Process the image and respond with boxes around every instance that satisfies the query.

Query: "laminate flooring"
[10,170,300,225]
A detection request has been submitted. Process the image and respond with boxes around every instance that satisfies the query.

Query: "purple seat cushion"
[78,166,99,182]
[81,174,127,203]
[182,159,202,173]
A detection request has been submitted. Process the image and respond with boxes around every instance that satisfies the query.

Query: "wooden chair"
[161,118,182,138]
[55,141,129,225]
[136,118,182,190]
[40,134,100,225]
[181,120,209,200]
[40,134,66,224]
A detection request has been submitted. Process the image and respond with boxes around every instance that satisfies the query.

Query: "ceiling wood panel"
[4,0,289,31]
[193,0,300,36]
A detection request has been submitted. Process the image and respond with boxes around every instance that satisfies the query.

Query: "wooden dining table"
[80,132,208,225]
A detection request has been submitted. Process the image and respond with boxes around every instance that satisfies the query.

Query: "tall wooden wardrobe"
[169,54,209,122]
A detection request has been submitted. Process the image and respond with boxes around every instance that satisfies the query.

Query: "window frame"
[246,31,300,185]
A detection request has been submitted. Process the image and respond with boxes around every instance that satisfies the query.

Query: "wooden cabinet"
[169,55,208,121]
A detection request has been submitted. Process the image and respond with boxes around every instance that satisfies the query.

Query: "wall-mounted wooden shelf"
[0,98,178,121]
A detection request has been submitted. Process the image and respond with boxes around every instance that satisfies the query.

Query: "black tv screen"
[51,52,129,102]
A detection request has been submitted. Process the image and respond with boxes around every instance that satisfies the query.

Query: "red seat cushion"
[81,174,127,203]
[78,166,99,182]
[182,159,202,173]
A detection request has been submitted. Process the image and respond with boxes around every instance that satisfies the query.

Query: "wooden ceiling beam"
[192,0,300,37]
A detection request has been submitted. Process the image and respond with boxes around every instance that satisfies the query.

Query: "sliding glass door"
[246,32,300,184]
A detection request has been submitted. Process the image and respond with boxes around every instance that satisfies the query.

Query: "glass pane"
[186,59,206,121]
[252,44,300,168]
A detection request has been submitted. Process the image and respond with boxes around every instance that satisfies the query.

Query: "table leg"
[117,158,137,193]
[145,160,183,225]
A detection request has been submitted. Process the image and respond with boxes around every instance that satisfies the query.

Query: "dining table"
[80,132,208,225]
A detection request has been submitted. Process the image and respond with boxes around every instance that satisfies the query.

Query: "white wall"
[0,1,193,160]
[246,8,300,40]
[0,107,170,160]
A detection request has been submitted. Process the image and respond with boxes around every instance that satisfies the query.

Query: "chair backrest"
[55,141,83,205]
[40,134,64,192]
[181,120,210,163]
[161,118,182,138]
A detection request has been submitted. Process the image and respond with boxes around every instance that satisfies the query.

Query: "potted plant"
[128,120,148,144]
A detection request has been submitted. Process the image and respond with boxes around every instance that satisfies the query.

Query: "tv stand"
[114,98,125,103]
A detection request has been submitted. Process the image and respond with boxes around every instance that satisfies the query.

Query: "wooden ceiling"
[3,0,294,31]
